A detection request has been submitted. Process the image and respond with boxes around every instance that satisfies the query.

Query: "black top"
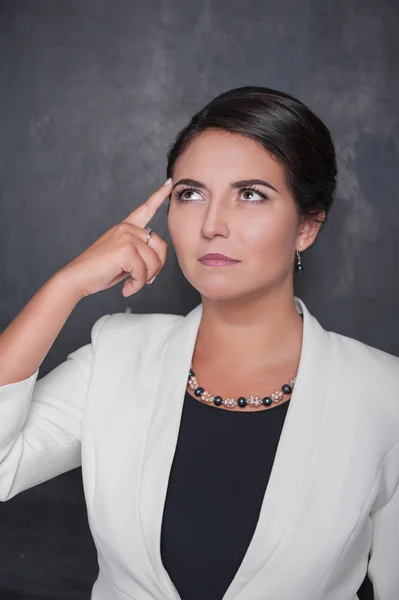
[160,389,291,600]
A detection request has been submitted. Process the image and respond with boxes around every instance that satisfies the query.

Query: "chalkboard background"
[1,1,398,598]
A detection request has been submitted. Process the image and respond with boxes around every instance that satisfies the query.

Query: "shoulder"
[89,310,184,348]
[327,329,399,446]
[329,328,399,382]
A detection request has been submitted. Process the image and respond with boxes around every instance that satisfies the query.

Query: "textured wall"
[1,0,398,597]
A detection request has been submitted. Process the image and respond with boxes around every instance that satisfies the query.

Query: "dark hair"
[166,86,337,229]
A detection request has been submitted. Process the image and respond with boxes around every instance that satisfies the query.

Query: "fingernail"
[163,178,172,186]
[147,276,156,284]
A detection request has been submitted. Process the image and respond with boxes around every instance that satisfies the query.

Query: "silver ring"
[145,227,154,244]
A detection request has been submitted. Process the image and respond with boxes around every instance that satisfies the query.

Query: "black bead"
[237,397,247,408]
[282,384,292,394]
[194,387,204,397]
[262,396,272,406]
[296,264,304,274]
[213,396,223,406]
[189,369,195,378]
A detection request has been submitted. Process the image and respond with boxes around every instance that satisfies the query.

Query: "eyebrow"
[171,178,281,194]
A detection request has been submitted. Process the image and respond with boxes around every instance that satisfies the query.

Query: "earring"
[295,249,304,274]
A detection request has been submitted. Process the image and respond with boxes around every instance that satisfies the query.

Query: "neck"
[194,288,304,370]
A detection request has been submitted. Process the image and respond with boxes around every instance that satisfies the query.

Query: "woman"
[0,86,398,600]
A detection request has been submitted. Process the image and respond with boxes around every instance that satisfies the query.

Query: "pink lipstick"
[198,253,240,267]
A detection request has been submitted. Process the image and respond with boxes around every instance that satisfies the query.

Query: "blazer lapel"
[137,297,332,600]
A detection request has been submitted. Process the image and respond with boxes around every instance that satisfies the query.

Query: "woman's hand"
[61,179,173,298]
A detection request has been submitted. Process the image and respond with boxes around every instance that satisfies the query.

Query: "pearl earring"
[295,249,304,274]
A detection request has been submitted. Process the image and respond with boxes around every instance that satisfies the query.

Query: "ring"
[145,227,154,244]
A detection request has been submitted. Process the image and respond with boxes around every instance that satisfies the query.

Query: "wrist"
[50,267,87,304]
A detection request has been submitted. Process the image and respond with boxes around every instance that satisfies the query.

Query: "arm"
[0,267,110,499]
[367,442,399,599]
[0,268,84,386]
[0,312,110,499]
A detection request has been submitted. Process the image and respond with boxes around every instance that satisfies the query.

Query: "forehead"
[172,129,286,187]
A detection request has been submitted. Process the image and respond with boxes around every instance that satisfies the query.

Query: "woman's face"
[168,129,317,301]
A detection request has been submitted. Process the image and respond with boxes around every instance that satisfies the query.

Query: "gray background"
[1,0,398,598]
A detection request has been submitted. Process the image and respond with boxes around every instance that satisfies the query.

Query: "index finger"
[123,178,173,228]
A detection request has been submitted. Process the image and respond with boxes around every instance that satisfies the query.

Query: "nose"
[200,199,229,239]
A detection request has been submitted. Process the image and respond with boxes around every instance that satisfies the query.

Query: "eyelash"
[174,185,269,204]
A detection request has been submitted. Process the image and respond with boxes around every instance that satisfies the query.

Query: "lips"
[199,253,239,261]
[198,253,240,267]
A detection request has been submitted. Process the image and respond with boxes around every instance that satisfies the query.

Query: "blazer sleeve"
[0,313,111,500]
[367,442,399,600]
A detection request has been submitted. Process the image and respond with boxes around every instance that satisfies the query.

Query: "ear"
[296,210,325,252]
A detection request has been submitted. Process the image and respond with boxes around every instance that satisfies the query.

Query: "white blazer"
[0,297,399,600]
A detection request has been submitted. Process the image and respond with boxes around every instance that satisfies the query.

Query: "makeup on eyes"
[173,184,270,204]
[171,178,280,194]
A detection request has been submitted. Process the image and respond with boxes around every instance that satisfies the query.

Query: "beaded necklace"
[187,365,296,411]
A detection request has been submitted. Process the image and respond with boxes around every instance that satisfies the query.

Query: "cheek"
[238,211,297,261]
[168,210,195,255]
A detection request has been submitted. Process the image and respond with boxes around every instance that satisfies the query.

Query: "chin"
[180,266,255,300]
[192,282,248,302]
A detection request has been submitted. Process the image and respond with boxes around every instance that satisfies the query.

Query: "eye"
[174,185,269,204]
[239,187,269,203]
[174,187,203,202]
